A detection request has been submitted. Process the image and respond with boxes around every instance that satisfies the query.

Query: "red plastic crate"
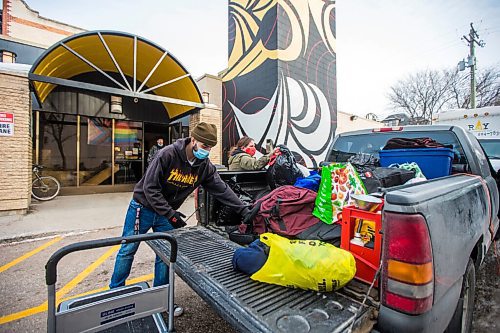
[341,205,383,285]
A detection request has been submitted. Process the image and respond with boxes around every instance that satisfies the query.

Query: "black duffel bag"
[357,166,416,193]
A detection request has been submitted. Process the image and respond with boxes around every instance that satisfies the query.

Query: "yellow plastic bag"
[251,233,356,292]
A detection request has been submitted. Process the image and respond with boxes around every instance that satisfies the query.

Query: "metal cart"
[45,233,178,333]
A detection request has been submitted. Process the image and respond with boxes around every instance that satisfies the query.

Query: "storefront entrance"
[34,113,190,191]
[29,31,204,194]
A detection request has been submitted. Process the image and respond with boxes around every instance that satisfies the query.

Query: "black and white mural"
[222,0,337,167]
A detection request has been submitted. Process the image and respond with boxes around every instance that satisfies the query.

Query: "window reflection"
[39,113,77,186]
[79,117,113,185]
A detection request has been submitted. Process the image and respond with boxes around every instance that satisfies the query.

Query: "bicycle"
[31,165,61,201]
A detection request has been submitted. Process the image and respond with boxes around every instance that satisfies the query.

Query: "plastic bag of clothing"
[383,137,450,150]
[313,163,367,224]
[266,145,303,189]
[294,170,322,192]
[388,162,427,179]
[251,233,356,292]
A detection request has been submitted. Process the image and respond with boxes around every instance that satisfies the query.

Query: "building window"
[79,117,113,186]
[0,50,17,63]
[39,113,78,187]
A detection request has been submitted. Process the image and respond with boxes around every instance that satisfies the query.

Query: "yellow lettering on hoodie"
[166,168,198,187]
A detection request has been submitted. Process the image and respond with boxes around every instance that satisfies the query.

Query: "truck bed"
[147,226,376,333]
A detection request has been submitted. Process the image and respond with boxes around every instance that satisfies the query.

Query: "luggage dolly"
[45,233,178,333]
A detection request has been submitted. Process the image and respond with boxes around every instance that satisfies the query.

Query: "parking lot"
[0,228,236,333]
[0,193,498,332]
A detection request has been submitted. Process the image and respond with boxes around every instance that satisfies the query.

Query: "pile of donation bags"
[230,138,450,292]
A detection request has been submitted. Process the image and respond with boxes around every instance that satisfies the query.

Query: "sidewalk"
[0,192,196,242]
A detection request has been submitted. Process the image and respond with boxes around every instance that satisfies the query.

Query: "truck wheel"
[445,258,476,333]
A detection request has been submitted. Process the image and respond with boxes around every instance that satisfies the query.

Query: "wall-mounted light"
[110,95,123,114]
[202,92,210,104]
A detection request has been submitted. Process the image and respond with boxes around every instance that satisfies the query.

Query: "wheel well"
[470,236,483,270]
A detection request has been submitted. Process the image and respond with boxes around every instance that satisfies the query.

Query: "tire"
[31,176,60,201]
[445,258,476,333]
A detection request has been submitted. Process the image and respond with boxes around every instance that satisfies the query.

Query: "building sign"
[0,112,14,136]
[467,120,500,138]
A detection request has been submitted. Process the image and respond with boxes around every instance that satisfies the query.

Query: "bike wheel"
[32,176,61,201]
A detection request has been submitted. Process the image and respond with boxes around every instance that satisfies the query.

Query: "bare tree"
[388,69,454,124]
[388,66,500,124]
[445,66,500,109]
[45,114,76,169]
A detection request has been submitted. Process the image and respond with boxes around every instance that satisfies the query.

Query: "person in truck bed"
[109,122,250,317]
[228,136,271,171]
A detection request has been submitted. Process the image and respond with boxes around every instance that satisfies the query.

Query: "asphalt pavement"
[0,192,235,333]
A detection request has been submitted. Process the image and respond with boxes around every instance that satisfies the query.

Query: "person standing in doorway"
[147,137,164,168]
[109,122,250,317]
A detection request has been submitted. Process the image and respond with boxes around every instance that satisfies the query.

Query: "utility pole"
[458,23,485,109]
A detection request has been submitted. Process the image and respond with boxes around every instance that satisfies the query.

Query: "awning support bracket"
[137,51,169,93]
[142,74,191,94]
[60,42,129,91]
[97,32,133,91]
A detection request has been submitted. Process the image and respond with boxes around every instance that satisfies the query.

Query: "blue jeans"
[110,199,174,288]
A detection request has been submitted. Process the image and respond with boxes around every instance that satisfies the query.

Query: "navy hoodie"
[133,138,248,219]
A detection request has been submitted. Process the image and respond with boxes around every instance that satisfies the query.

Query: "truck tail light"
[382,212,434,315]
[372,127,403,132]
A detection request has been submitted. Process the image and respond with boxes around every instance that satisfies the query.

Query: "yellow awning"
[30,31,203,120]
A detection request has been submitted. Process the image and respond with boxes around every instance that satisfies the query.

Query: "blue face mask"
[193,143,210,159]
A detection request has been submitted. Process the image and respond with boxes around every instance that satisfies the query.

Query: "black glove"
[241,207,254,225]
[171,211,187,229]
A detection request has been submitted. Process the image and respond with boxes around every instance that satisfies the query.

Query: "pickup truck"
[148,125,499,333]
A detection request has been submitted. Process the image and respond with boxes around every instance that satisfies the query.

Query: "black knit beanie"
[191,122,218,146]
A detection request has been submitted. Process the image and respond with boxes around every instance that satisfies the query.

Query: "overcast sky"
[9,0,500,118]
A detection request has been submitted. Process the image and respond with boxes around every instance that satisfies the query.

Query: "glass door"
[114,120,143,184]
[79,117,113,186]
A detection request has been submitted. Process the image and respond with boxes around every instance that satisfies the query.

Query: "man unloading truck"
[109,122,250,316]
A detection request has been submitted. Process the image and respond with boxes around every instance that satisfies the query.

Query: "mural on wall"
[222,0,337,167]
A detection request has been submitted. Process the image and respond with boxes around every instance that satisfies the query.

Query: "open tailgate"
[148,227,375,333]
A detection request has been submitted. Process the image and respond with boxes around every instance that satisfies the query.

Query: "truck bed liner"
[147,227,374,333]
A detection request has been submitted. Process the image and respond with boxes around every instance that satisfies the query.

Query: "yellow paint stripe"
[55,246,120,302]
[0,237,63,274]
[0,245,119,325]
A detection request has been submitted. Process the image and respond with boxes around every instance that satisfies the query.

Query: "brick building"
[0,0,216,215]
[0,63,31,214]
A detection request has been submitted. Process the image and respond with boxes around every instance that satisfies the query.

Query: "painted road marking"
[0,245,119,325]
[0,236,63,274]
[0,272,154,325]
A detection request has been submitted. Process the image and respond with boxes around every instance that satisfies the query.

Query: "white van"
[434,106,500,171]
